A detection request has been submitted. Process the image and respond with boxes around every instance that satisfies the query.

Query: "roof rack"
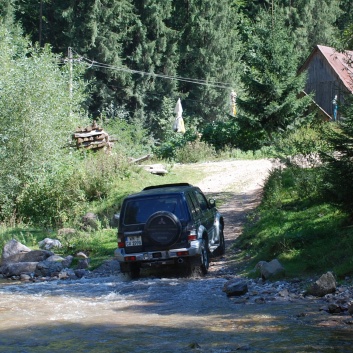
[143,183,192,191]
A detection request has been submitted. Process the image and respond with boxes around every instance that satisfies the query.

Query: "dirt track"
[193,159,274,275]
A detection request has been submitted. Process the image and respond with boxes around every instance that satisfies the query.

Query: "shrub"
[175,139,216,163]
[16,151,135,227]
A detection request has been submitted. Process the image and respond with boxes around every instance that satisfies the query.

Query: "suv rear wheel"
[200,238,210,275]
[129,263,141,279]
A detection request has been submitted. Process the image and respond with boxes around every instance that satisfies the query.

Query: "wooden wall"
[304,52,348,120]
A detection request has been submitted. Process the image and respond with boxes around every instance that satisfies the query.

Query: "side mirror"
[208,198,216,208]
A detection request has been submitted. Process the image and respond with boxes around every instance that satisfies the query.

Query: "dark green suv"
[114,183,225,278]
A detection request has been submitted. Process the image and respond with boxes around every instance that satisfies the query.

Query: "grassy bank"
[0,161,212,269]
[233,166,353,280]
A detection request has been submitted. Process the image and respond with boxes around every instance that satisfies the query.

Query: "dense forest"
[5,1,353,131]
[1,0,353,228]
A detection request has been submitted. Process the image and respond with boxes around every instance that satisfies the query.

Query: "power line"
[70,48,234,90]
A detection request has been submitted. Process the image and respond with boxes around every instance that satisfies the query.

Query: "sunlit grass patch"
[234,166,353,279]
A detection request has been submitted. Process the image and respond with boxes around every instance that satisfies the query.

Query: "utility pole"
[39,0,43,46]
[68,47,73,116]
[68,47,73,100]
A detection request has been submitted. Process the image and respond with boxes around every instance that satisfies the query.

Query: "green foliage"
[319,95,353,216]
[292,0,342,57]
[127,0,180,130]
[56,227,116,260]
[148,96,176,142]
[217,146,273,160]
[239,0,342,62]
[154,132,186,160]
[174,0,242,123]
[16,151,134,227]
[236,166,353,278]
[0,26,87,221]
[104,111,155,158]
[0,225,41,252]
[16,0,137,115]
[153,115,201,160]
[0,0,15,27]
[174,139,216,164]
[201,114,268,151]
[201,118,240,151]
[272,123,328,162]
[237,6,313,149]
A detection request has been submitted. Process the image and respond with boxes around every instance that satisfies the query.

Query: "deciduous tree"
[0,24,85,219]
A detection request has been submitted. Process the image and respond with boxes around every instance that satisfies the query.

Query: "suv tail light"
[186,223,197,241]
[118,237,125,248]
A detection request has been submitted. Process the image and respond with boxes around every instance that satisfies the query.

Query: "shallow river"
[0,271,353,353]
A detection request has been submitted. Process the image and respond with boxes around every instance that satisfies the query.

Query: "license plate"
[125,235,142,247]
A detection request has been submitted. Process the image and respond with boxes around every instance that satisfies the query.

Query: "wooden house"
[299,45,353,121]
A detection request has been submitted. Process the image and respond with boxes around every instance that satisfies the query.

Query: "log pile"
[73,121,113,151]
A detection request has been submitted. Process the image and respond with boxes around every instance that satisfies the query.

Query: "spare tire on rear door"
[145,211,181,247]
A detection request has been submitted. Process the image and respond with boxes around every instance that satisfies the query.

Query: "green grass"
[234,166,353,279]
[0,161,212,270]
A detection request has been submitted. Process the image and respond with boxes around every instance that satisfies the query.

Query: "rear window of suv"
[123,196,186,225]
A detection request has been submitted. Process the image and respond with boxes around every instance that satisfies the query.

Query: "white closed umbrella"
[174,98,183,118]
[173,98,185,133]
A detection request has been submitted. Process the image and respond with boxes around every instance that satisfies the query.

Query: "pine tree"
[293,0,341,58]
[172,0,242,123]
[237,5,312,148]
[337,0,353,50]
[62,0,138,116]
[319,94,353,217]
[125,0,180,137]
[239,0,342,62]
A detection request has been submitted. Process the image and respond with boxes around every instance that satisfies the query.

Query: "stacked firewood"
[73,121,113,151]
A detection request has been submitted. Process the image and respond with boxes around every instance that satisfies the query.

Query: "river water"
[0,270,353,353]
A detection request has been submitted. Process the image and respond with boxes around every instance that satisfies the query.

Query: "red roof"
[316,45,353,93]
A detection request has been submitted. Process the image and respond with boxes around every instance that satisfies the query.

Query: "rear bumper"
[114,240,202,263]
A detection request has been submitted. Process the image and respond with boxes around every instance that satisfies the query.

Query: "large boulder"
[81,212,98,230]
[306,272,336,297]
[38,238,62,250]
[35,260,63,277]
[77,258,90,269]
[1,239,31,263]
[222,278,248,297]
[1,262,38,277]
[2,249,53,265]
[256,259,285,280]
[62,255,74,268]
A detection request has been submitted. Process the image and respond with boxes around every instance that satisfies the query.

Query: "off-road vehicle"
[114,183,225,278]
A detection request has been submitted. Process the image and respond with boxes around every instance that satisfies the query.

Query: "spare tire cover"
[145,211,181,247]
